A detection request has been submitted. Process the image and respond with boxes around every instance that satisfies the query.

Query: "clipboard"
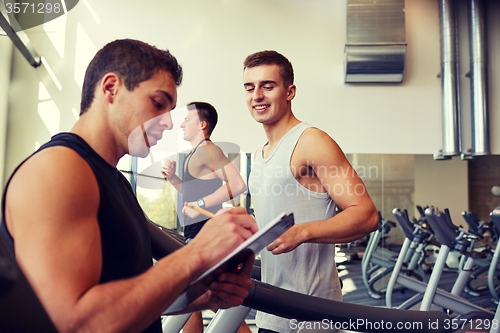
[163,212,295,314]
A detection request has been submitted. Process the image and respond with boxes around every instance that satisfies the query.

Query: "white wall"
[2,0,499,182]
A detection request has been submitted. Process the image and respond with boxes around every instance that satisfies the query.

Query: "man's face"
[243,64,293,125]
[123,70,178,157]
[180,109,202,143]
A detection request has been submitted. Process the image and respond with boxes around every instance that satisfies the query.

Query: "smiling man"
[0,39,257,333]
[243,50,378,333]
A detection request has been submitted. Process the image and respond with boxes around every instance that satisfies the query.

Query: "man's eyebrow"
[159,90,174,105]
[158,90,176,109]
[244,80,277,86]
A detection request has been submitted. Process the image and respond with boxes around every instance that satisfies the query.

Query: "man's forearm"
[167,174,183,193]
[51,245,206,333]
[300,206,378,245]
[202,181,245,208]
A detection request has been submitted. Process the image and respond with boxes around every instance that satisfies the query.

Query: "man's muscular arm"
[183,143,246,218]
[266,128,378,255]
[6,147,257,333]
[205,143,246,205]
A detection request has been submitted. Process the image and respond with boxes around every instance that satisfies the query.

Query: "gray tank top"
[248,122,342,332]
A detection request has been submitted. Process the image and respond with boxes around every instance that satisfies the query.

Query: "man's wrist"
[298,224,312,244]
[197,198,206,209]
[171,243,208,281]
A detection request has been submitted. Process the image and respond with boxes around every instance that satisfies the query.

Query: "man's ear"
[199,120,208,131]
[100,73,121,103]
[287,84,296,102]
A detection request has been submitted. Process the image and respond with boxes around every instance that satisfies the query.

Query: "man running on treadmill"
[161,102,248,333]
[0,39,257,333]
[162,102,246,241]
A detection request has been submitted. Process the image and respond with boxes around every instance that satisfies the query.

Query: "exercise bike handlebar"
[414,223,434,237]
[456,227,483,241]
[393,208,433,242]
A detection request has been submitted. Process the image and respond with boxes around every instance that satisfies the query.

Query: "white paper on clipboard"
[163,212,294,314]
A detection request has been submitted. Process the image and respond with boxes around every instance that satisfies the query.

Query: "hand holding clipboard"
[163,212,294,314]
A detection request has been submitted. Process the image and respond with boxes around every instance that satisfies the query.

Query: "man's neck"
[189,133,210,149]
[71,113,122,167]
[263,112,301,147]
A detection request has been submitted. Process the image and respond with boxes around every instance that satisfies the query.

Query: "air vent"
[345,0,406,83]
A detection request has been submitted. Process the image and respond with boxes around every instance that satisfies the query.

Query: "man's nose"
[253,87,264,101]
[159,112,173,130]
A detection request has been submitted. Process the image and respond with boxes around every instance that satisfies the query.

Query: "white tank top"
[249,122,342,333]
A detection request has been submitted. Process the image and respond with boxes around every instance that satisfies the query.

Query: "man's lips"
[149,136,159,146]
[141,125,162,147]
[253,104,269,113]
[151,133,163,145]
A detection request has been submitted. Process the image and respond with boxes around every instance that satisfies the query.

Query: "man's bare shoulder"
[9,146,96,185]
[297,127,343,157]
[205,141,224,155]
[5,146,104,324]
[196,142,227,163]
[6,146,100,232]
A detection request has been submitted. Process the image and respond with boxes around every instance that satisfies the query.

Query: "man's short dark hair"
[243,50,294,88]
[80,39,183,115]
[188,102,218,136]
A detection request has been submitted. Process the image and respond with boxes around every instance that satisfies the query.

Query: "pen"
[185,202,215,218]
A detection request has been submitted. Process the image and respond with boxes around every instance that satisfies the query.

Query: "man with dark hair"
[79,38,183,115]
[243,50,378,333]
[162,101,248,333]
[0,39,257,333]
[189,101,218,136]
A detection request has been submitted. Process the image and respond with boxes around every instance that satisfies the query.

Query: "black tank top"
[0,133,161,333]
[181,139,222,239]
